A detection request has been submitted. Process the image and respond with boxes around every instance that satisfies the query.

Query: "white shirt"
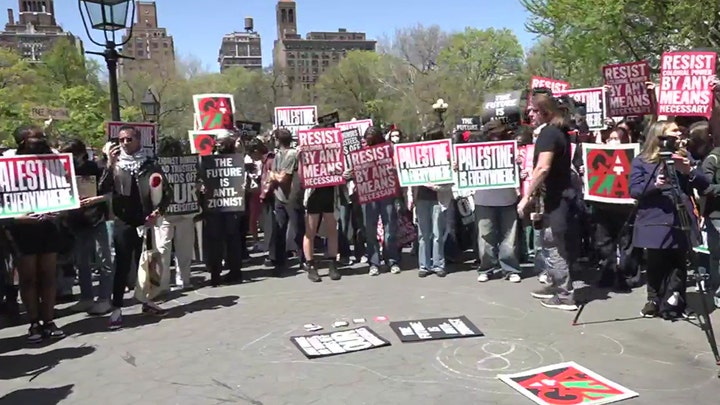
[473,188,519,207]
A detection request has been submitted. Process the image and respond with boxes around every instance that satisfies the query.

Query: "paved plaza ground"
[1,255,720,404]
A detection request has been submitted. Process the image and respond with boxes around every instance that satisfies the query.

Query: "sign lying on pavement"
[389,315,483,342]
[290,327,390,359]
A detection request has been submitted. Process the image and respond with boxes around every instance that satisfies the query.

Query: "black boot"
[304,261,321,283]
[210,268,221,287]
[328,259,341,281]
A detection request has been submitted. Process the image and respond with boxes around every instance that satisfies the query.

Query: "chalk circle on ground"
[435,338,559,381]
[497,361,638,405]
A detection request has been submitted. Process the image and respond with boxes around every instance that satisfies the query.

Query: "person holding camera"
[630,121,710,319]
[518,93,582,311]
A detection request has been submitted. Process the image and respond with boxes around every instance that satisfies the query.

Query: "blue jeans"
[362,197,399,267]
[475,205,520,275]
[416,199,446,270]
[704,218,720,297]
[75,222,114,301]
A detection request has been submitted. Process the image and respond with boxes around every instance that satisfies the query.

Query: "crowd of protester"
[1,79,720,342]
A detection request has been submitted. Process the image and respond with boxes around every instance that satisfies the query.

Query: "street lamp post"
[78,0,135,122]
[141,88,160,123]
[432,98,448,127]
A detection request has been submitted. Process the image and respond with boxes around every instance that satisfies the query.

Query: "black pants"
[263,197,277,255]
[645,248,687,312]
[112,219,143,308]
[273,201,305,265]
[593,207,631,282]
[204,212,243,278]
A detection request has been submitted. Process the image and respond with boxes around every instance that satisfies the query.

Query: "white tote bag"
[134,228,166,302]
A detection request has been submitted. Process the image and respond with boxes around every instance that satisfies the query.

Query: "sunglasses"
[118,137,135,143]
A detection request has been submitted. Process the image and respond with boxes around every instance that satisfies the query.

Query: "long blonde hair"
[639,120,673,163]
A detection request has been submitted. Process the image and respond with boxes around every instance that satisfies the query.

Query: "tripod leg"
[572,304,586,326]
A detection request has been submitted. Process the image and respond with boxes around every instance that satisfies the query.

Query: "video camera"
[658,135,678,158]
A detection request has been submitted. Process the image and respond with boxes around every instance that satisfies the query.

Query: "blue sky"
[1,0,536,72]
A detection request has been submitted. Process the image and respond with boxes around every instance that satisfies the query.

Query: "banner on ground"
[158,155,200,215]
[581,143,640,204]
[193,93,235,131]
[274,105,318,137]
[199,153,245,212]
[555,87,607,131]
[188,130,228,156]
[349,143,398,204]
[454,141,519,191]
[297,128,345,188]
[341,127,364,169]
[235,121,261,138]
[394,139,453,187]
[0,153,79,219]
[603,60,652,117]
[335,118,373,137]
[482,91,522,128]
[106,121,157,156]
[290,327,391,359]
[658,51,717,118]
[389,316,483,343]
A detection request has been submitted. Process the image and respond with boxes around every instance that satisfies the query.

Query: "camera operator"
[518,93,581,311]
[630,121,710,319]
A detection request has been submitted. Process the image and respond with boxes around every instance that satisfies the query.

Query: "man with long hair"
[518,93,581,311]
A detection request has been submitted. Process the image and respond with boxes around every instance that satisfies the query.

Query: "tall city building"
[218,17,262,73]
[119,1,175,78]
[272,0,376,89]
[0,0,83,62]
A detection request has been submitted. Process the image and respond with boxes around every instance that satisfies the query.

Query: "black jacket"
[99,157,171,226]
[66,159,108,230]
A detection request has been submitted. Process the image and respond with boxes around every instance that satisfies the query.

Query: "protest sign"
[158,155,200,215]
[389,316,483,343]
[519,144,534,194]
[188,130,228,156]
[658,51,717,118]
[193,93,235,130]
[603,61,652,117]
[349,143,398,204]
[455,116,481,132]
[107,121,157,156]
[30,106,69,120]
[297,128,345,188]
[336,119,373,136]
[275,105,317,137]
[0,153,79,219]
[341,127,363,168]
[454,141,519,191]
[529,76,570,94]
[582,143,639,204]
[290,327,391,359]
[394,139,453,187]
[482,91,522,128]
[317,111,340,128]
[236,121,261,138]
[555,87,607,130]
[199,154,245,212]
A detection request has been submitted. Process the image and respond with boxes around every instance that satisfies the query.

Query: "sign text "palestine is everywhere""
[0,155,77,217]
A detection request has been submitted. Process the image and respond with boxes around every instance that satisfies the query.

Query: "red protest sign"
[603,61,652,117]
[582,143,639,204]
[529,76,570,94]
[297,127,345,188]
[349,143,399,204]
[658,51,717,117]
[519,144,534,196]
[192,94,235,130]
[188,130,225,156]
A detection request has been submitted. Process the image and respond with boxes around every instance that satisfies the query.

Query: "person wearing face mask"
[198,131,246,286]
[61,139,114,315]
[630,121,710,319]
[100,125,171,329]
[7,126,65,342]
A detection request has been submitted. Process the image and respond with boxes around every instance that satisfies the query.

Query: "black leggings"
[112,220,143,308]
[645,248,687,312]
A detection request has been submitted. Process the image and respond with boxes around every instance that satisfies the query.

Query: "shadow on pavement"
[0,346,95,380]
[0,384,74,405]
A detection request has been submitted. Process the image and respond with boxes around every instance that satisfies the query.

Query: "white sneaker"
[538,272,549,284]
[507,274,522,283]
[88,300,112,315]
[390,265,401,274]
[69,299,95,313]
[368,266,380,276]
[477,273,490,282]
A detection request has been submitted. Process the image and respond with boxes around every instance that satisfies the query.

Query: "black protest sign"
[318,111,340,128]
[235,121,261,138]
[342,127,363,168]
[482,91,522,128]
[455,116,481,132]
[199,153,245,212]
[389,315,483,343]
[290,327,391,359]
[158,155,200,215]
